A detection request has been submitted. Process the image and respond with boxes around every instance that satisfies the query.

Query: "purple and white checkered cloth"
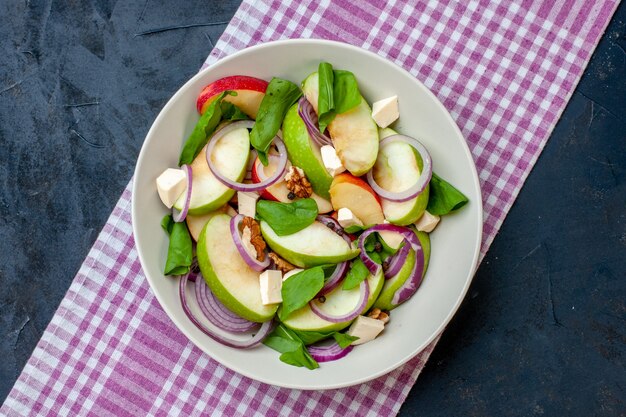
[2,0,619,416]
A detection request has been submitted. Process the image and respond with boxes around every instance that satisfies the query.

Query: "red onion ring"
[307,342,354,363]
[179,273,274,348]
[194,274,258,333]
[317,261,349,296]
[384,239,410,279]
[309,279,369,323]
[357,224,426,306]
[206,121,288,192]
[230,214,270,272]
[366,134,433,202]
[298,97,332,147]
[172,164,192,222]
[316,215,351,245]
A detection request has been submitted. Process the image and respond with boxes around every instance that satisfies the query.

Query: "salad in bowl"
[153,61,469,370]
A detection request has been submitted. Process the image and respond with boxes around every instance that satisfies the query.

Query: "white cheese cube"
[320,145,346,176]
[371,96,399,128]
[237,191,259,218]
[156,168,187,208]
[259,270,283,305]
[337,207,364,229]
[346,316,385,345]
[282,268,304,282]
[226,205,238,217]
[414,210,441,233]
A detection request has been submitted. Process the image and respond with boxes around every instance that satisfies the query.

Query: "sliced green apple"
[260,220,359,268]
[373,230,431,311]
[374,128,429,225]
[282,103,333,199]
[175,127,250,215]
[302,72,379,176]
[281,270,384,333]
[186,205,230,241]
[197,214,277,322]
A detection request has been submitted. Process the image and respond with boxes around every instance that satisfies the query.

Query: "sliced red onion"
[308,342,354,363]
[357,224,426,306]
[298,97,332,147]
[310,279,369,323]
[230,214,270,272]
[206,121,288,192]
[179,273,273,348]
[316,215,351,245]
[366,135,433,202]
[384,239,410,279]
[194,274,258,333]
[318,261,349,296]
[172,164,192,222]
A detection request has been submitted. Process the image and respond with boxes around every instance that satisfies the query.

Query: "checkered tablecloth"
[1,0,619,416]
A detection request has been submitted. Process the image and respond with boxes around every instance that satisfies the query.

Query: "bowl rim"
[132,38,483,390]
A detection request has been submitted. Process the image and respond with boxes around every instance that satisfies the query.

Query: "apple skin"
[197,75,268,119]
[373,230,431,311]
[197,214,278,322]
[282,103,334,199]
[260,220,359,268]
[302,72,379,176]
[376,128,430,225]
[281,270,384,333]
[329,173,385,226]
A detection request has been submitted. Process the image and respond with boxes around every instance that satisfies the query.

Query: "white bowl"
[132,39,482,390]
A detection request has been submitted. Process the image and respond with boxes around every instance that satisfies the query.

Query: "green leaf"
[426,172,469,216]
[317,62,335,134]
[256,198,318,236]
[250,77,302,163]
[333,332,359,348]
[316,64,361,134]
[161,215,193,276]
[342,258,369,290]
[343,224,364,234]
[333,70,360,113]
[220,101,249,121]
[178,91,234,166]
[263,324,319,369]
[279,267,325,321]
[291,329,335,346]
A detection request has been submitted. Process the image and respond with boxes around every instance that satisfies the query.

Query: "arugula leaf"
[333,332,359,348]
[250,77,302,164]
[342,258,369,290]
[291,329,335,345]
[317,62,335,134]
[316,63,361,134]
[161,214,193,276]
[279,267,325,321]
[426,172,469,215]
[263,324,319,369]
[220,101,249,121]
[178,91,234,166]
[256,198,318,236]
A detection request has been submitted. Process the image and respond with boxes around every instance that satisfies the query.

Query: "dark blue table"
[1,1,624,415]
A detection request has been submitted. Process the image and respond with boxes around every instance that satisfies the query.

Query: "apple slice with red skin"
[196,75,268,119]
[329,173,385,226]
[251,156,333,213]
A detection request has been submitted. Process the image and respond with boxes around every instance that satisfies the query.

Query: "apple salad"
[156,63,468,368]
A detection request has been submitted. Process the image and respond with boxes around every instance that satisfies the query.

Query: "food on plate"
[155,62,469,368]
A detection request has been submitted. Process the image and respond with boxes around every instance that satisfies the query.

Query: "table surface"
[1,1,624,415]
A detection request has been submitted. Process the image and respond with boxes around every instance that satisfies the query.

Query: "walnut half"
[241,216,266,261]
[268,252,296,274]
[285,166,312,198]
[367,308,390,324]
